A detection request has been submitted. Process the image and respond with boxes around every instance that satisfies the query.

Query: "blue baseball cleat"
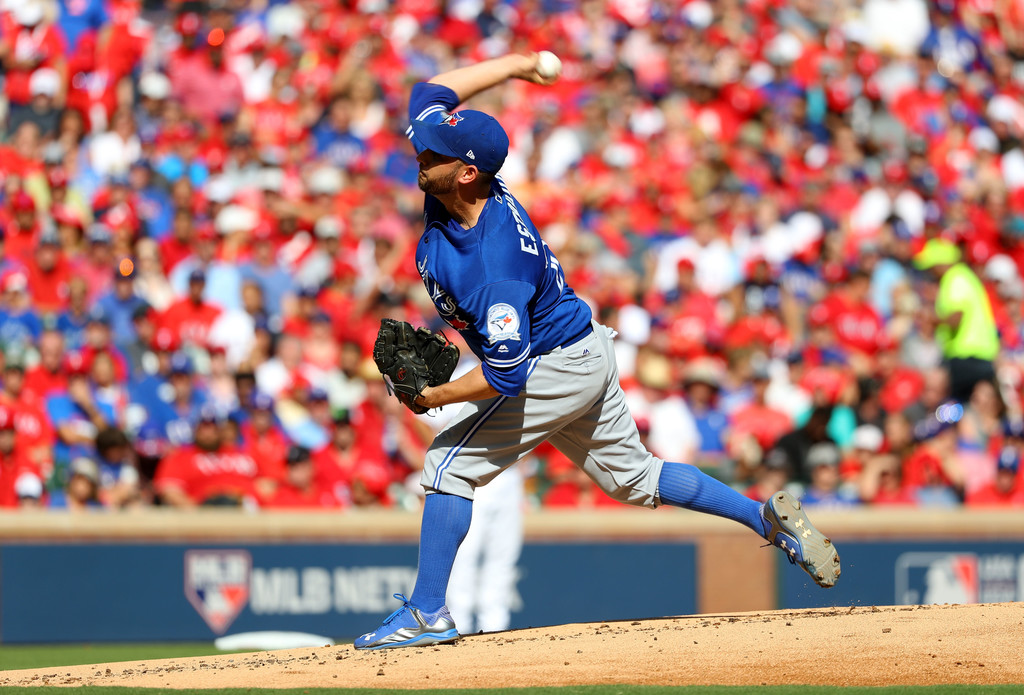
[354,594,459,650]
[763,491,841,588]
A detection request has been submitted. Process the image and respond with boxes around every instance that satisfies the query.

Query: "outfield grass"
[0,642,255,671]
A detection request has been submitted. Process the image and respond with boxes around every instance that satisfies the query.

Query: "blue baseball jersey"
[408,82,592,397]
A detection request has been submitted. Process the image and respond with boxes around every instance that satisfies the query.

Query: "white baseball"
[536,50,562,80]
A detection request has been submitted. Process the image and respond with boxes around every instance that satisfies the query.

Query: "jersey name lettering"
[497,179,539,256]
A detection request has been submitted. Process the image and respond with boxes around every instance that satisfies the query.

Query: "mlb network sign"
[895,552,1024,605]
[780,542,1024,610]
[185,550,416,634]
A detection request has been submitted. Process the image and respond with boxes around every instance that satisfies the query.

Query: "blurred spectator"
[45,350,115,481]
[262,443,340,508]
[0,404,44,508]
[913,238,999,404]
[801,442,860,508]
[153,406,260,508]
[768,405,838,484]
[49,456,103,510]
[94,426,141,508]
[965,445,1024,506]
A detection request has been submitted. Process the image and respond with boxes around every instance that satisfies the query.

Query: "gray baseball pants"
[422,321,664,507]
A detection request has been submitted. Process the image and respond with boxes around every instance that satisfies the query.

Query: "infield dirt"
[3,603,1022,688]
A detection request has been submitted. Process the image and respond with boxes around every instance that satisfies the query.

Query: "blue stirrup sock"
[410,492,473,614]
[658,461,768,537]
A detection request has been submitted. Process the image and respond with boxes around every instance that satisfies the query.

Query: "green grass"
[0,642,255,671]
[1,688,1024,695]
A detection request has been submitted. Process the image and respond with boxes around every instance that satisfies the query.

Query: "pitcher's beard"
[418,167,459,196]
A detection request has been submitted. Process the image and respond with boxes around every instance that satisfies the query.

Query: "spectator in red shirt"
[172,33,244,124]
[4,190,41,265]
[729,364,792,479]
[965,446,1024,506]
[153,406,260,508]
[0,404,44,508]
[160,268,222,348]
[27,228,72,314]
[239,391,289,487]
[2,2,67,109]
[1,351,55,474]
[23,328,67,400]
[262,444,341,509]
[313,410,391,507]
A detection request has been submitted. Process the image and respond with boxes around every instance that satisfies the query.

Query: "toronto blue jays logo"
[184,550,252,634]
[418,255,473,330]
[442,113,464,127]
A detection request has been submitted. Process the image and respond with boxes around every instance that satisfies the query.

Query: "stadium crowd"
[1,0,1024,511]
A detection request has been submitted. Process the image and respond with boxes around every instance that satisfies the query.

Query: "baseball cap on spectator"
[1004,419,1024,440]
[195,404,225,425]
[410,111,510,174]
[353,463,390,498]
[913,239,961,270]
[806,442,841,468]
[131,303,153,322]
[69,457,100,485]
[3,271,28,293]
[851,424,884,453]
[63,351,89,376]
[47,166,68,189]
[763,447,792,471]
[314,217,343,239]
[29,68,60,98]
[42,142,64,165]
[258,167,285,193]
[88,306,111,326]
[14,1,44,27]
[151,327,180,353]
[251,221,275,242]
[52,204,83,229]
[12,190,35,213]
[169,353,192,375]
[309,386,329,402]
[286,444,312,465]
[176,11,202,36]
[87,223,113,244]
[997,445,1020,473]
[216,204,258,235]
[188,268,207,284]
[204,177,235,205]
[38,228,61,247]
[251,392,274,411]
[139,72,172,100]
[134,424,167,458]
[307,166,344,195]
[266,4,306,40]
[297,284,319,299]
[15,472,43,501]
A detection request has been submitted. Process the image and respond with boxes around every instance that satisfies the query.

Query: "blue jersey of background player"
[355,53,840,652]
[408,81,592,397]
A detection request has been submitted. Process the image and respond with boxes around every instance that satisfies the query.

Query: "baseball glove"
[372,318,460,414]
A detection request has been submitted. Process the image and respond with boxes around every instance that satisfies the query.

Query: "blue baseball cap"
[411,110,509,174]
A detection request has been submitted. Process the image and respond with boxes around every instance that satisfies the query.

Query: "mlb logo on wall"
[895,552,979,605]
[184,550,252,634]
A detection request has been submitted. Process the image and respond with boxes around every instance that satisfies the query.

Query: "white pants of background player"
[445,461,525,634]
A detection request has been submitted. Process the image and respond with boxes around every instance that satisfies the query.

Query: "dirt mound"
[4,603,1022,689]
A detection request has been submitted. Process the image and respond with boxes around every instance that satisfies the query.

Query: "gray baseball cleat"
[763,491,841,588]
[354,594,459,650]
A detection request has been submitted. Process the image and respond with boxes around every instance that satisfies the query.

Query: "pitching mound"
[4,603,1022,689]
